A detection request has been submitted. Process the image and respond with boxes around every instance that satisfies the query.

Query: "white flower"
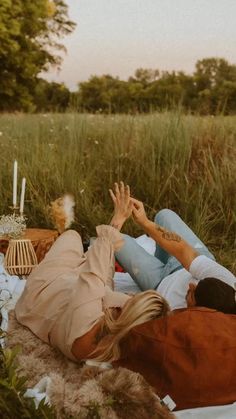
[0,132,3,136]
[0,214,26,239]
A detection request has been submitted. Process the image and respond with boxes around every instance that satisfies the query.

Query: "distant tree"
[0,0,75,111]
[77,75,111,112]
[194,58,236,113]
[194,58,231,89]
[218,80,236,113]
[130,68,160,85]
[78,75,133,113]
[34,79,70,111]
[127,81,146,112]
[176,71,197,110]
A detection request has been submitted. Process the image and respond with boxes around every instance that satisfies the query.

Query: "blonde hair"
[91,290,170,362]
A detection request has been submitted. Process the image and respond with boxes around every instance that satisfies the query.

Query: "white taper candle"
[19,177,26,214]
[13,160,18,207]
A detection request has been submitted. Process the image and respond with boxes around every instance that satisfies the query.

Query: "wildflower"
[94,140,99,145]
[0,132,2,136]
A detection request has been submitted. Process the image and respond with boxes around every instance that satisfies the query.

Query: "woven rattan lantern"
[4,238,38,276]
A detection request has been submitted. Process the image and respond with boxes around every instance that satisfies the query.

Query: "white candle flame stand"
[4,238,38,276]
[4,162,37,276]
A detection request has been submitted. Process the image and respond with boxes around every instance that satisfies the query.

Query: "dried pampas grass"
[50,194,75,234]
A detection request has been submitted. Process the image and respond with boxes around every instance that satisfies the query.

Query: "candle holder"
[8,205,26,223]
[19,212,25,220]
[9,205,20,216]
[4,238,38,276]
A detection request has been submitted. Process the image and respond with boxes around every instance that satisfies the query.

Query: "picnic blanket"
[1,235,236,418]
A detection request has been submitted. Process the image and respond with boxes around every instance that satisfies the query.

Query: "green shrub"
[0,329,55,418]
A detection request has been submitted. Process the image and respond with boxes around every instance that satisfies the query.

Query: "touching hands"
[131,197,149,227]
[109,182,133,230]
[109,182,149,230]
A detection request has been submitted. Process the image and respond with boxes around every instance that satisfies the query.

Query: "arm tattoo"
[155,225,182,242]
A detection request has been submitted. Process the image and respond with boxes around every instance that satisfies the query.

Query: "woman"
[15,182,169,363]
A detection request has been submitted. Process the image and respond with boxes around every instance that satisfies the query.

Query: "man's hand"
[131,197,149,227]
[132,198,199,270]
[109,181,133,230]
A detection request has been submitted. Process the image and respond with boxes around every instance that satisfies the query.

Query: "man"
[110,183,236,312]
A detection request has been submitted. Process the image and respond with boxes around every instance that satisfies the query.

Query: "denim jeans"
[115,209,215,291]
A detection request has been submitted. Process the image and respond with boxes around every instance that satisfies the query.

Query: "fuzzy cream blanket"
[6,311,175,419]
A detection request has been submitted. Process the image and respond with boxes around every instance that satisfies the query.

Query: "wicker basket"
[4,238,38,276]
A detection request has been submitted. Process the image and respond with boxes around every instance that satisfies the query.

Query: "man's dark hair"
[195,278,236,314]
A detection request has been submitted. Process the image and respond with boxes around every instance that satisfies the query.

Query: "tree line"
[73,59,236,115]
[0,1,236,114]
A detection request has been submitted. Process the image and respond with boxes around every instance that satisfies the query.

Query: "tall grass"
[0,112,235,272]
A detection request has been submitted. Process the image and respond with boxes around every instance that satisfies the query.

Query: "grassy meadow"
[0,112,235,273]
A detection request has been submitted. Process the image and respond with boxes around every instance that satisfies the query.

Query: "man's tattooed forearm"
[155,225,182,242]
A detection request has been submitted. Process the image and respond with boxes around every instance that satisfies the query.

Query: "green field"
[0,112,235,273]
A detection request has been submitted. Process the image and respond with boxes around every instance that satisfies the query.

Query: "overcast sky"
[43,0,236,90]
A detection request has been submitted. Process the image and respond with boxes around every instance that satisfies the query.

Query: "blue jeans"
[115,209,215,291]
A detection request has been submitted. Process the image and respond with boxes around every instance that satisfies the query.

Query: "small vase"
[4,239,38,276]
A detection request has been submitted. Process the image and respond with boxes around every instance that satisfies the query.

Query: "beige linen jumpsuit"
[15,226,131,361]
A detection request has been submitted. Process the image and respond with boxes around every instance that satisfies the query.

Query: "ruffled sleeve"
[96,225,124,251]
[75,225,124,290]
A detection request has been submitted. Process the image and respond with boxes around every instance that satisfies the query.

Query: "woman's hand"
[109,181,133,231]
[131,197,149,227]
